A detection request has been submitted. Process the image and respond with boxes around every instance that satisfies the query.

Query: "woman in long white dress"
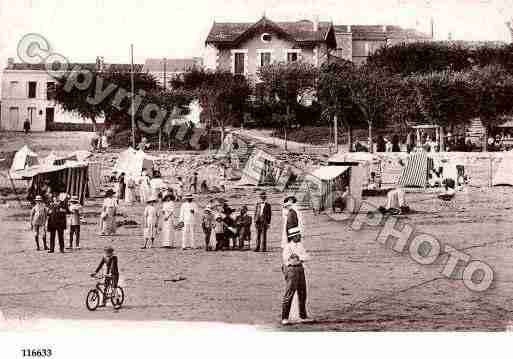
[139,172,152,204]
[100,189,117,235]
[160,194,176,248]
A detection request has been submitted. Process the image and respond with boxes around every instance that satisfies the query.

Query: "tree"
[172,68,251,145]
[318,61,359,150]
[346,66,399,153]
[257,61,318,150]
[53,66,193,143]
[368,41,513,76]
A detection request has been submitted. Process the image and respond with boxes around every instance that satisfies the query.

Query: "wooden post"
[158,128,162,151]
[489,157,493,187]
[334,114,338,153]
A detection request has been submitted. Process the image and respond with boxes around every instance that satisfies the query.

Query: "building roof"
[333,24,431,41]
[206,17,336,47]
[143,58,203,73]
[5,62,144,72]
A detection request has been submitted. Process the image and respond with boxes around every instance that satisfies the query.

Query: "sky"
[0,0,512,67]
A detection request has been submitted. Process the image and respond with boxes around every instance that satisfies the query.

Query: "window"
[234,52,245,75]
[9,81,19,97]
[27,107,37,125]
[287,52,299,63]
[260,51,271,67]
[261,33,272,43]
[46,82,55,100]
[28,81,37,98]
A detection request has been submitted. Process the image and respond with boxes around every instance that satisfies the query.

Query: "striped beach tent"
[398,152,434,188]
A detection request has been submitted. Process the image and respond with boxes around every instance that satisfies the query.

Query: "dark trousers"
[215,233,224,250]
[49,228,65,252]
[203,229,212,250]
[282,265,308,320]
[238,230,250,248]
[255,225,268,251]
[69,225,80,248]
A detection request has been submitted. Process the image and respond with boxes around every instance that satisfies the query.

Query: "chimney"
[313,15,319,31]
[7,57,14,69]
[348,25,351,32]
[382,25,387,32]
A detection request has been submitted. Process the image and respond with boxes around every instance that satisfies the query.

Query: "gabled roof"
[143,58,203,72]
[206,17,335,47]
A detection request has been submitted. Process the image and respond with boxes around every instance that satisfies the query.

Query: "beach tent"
[493,153,513,186]
[87,162,102,197]
[10,145,39,174]
[327,151,380,188]
[398,152,434,188]
[306,164,365,213]
[19,161,90,203]
[114,148,154,178]
[238,149,285,186]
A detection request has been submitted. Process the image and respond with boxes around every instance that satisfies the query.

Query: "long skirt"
[125,186,136,203]
[161,219,175,247]
[102,208,116,235]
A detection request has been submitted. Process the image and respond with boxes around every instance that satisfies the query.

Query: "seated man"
[428,169,442,187]
[332,187,349,213]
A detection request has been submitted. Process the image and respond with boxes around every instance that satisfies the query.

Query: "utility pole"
[130,44,136,148]
[334,114,338,153]
[159,58,166,151]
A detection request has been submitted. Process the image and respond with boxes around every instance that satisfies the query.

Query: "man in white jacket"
[180,194,198,249]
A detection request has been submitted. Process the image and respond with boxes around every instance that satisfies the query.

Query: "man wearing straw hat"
[179,194,198,250]
[30,195,48,251]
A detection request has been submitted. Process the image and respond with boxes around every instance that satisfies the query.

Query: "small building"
[142,58,203,88]
[333,24,432,65]
[0,58,142,132]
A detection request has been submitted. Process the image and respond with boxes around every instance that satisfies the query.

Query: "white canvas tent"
[114,148,155,178]
[493,153,513,186]
[238,149,287,186]
[306,164,365,213]
[10,145,39,172]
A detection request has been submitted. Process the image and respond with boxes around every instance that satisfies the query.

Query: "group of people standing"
[29,193,82,252]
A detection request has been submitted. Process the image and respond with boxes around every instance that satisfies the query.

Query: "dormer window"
[261,33,272,43]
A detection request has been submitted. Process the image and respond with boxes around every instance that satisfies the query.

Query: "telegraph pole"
[130,44,136,148]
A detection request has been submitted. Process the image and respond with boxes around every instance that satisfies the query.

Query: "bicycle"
[86,274,125,311]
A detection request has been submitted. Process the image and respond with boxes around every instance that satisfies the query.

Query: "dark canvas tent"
[19,162,90,203]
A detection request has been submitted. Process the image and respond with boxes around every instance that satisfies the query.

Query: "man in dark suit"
[47,194,69,253]
[254,192,271,252]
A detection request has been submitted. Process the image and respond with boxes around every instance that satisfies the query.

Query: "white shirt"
[282,242,309,266]
[180,202,198,224]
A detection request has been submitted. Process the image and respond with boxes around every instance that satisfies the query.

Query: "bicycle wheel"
[86,289,100,311]
[110,287,124,309]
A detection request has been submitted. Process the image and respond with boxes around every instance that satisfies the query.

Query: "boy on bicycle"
[91,246,119,304]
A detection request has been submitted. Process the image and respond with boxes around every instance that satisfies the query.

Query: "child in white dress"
[142,198,159,249]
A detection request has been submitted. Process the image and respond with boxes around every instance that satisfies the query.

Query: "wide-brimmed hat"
[184,194,194,199]
[259,191,267,198]
[104,246,114,254]
[284,195,297,204]
[70,195,79,203]
[105,189,115,197]
[147,197,158,203]
[35,195,43,202]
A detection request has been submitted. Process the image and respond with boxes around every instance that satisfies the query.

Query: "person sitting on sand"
[379,187,409,215]
[438,179,456,201]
